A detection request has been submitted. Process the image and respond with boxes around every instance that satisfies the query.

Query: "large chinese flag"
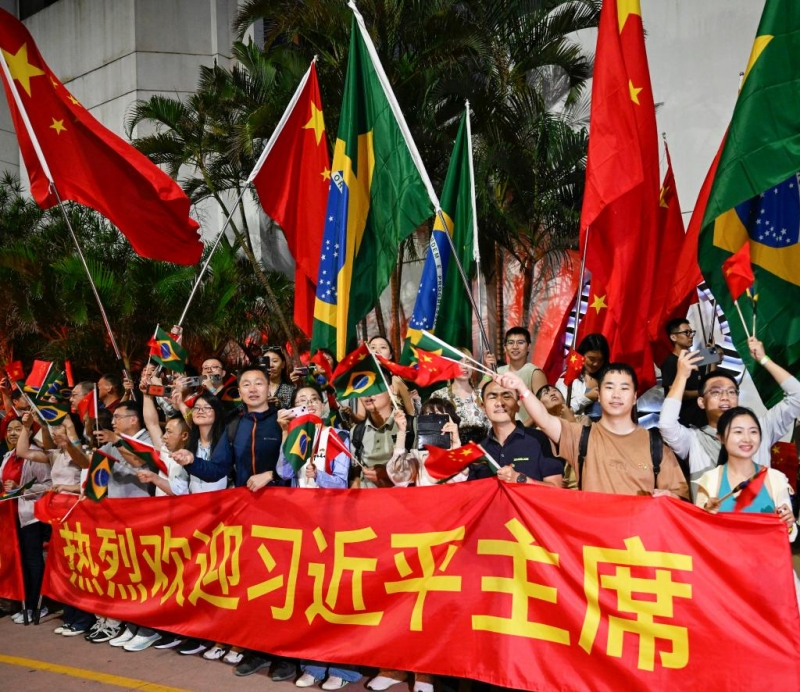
[251,62,330,336]
[0,9,202,265]
[579,0,660,391]
[649,142,694,363]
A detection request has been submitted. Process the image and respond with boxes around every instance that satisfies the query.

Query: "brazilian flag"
[85,451,114,502]
[32,398,69,424]
[282,413,322,473]
[310,9,432,360]
[150,326,187,373]
[699,0,800,405]
[41,370,70,401]
[217,374,242,412]
[332,343,387,399]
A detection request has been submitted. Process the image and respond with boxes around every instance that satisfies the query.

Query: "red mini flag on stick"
[76,386,98,421]
[733,466,768,512]
[2,360,24,383]
[250,61,330,336]
[324,428,355,474]
[0,9,202,265]
[563,350,585,387]
[722,242,755,301]
[424,443,486,480]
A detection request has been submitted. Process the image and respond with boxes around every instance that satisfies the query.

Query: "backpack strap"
[648,427,663,485]
[350,421,367,465]
[577,424,592,490]
[226,415,242,455]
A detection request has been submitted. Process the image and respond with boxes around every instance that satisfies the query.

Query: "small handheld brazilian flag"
[282,413,322,472]
[148,326,187,373]
[32,397,69,424]
[332,343,386,399]
[85,450,115,502]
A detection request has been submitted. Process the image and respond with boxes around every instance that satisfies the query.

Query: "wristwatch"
[516,473,528,484]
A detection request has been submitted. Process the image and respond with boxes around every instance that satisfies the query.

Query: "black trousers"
[17,521,50,610]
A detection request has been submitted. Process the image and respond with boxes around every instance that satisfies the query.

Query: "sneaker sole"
[234,661,272,677]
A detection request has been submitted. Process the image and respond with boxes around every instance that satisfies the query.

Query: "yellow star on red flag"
[49,118,66,134]
[2,42,45,97]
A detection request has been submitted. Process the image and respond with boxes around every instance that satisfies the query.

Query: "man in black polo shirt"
[471,379,563,486]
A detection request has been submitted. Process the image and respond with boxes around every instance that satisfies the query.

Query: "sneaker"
[234,655,271,677]
[367,675,408,691]
[178,639,208,656]
[123,632,162,652]
[322,677,350,691]
[62,624,87,637]
[296,673,321,688]
[30,605,49,622]
[154,634,185,650]
[413,682,434,692]
[109,626,137,647]
[203,646,226,660]
[223,650,243,665]
[272,661,297,682]
[87,625,121,643]
[11,611,27,624]
[53,623,68,635]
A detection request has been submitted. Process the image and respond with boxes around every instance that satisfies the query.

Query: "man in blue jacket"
[173,365,291,680]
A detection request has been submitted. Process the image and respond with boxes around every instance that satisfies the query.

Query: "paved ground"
[0,614,380,692]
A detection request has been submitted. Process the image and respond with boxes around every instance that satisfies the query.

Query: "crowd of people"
[0,320,798,688]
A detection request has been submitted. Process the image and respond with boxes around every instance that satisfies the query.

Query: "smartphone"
[146,384,173,397]
[288,405,308,417]
[209,374,223,385]
[417,414,451,450]
[691,345,722,367]
[294,366,310,376]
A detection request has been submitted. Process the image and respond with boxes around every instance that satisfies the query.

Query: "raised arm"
[15,412,48,464]
[497,372,562,444]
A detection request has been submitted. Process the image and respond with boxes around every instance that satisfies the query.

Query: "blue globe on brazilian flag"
[331,343,387,399]
[283,413,323,472]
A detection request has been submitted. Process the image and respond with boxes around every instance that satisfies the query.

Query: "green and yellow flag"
[331,343,387,400]
[282,413,322,473]
[310,8,432,360]
[698,0,800,405]
[148,326,187,373]
[405,107,477,355]
[85,450,114,502]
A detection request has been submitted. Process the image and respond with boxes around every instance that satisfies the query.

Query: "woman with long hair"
[429,348,488,438]
[262,347,295,410]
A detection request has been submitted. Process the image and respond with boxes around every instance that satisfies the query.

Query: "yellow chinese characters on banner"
[36,483,800,692]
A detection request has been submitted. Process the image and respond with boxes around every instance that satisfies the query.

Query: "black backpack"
[576,425,663,491]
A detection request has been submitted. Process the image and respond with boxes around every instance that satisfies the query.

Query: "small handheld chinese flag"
[2,360,24,383]
[733,466,768,512]
[424,442,486,480]
[771,442,798,493]
[722,243,755,301]
[563,350,585,387]
[324,428,354,474]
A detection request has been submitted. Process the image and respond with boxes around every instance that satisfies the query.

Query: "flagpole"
[732,299,751,339]
[465,101,485,360]
[0,49,135,398]
[176,56,317,329]
[566,227,591,407]
[367,345,400,412]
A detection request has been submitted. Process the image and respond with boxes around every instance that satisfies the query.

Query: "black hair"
[576,333,610,364]
[96,408,113,432]
[262,348,290,384]
[114,400,143,428]
[504,326,531,344]
[480,378,516,401]
[420,397,461,427]
[665,317,691,337]
[99,373,122,395]
[368,335,395,360]
[290,383,324,406]
[536,384,561,399]
[699,370,739,397]
[237,365,269,384]
[187,392,225,455]
[716,406,762,466]
[596,362,638,391]
[316,348,337,370]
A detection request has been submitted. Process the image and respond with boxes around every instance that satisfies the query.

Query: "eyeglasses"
[192,406,214,413]
[672,329,696,337]
[202,365,223,373]
[295,397,322,406]
[112,413,136,420]
[705,388,738,399]
[505,340,528,346]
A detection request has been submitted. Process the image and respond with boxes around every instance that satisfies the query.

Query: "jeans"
[63,605,95,630]
[302,662,362,683]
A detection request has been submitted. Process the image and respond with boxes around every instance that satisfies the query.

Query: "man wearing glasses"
[484,327,547,425]
[660,336,800,498]
[660,318,708,427]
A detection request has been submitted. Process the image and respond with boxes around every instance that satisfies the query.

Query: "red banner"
[35,482,800,691]
[0,500,25,600]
